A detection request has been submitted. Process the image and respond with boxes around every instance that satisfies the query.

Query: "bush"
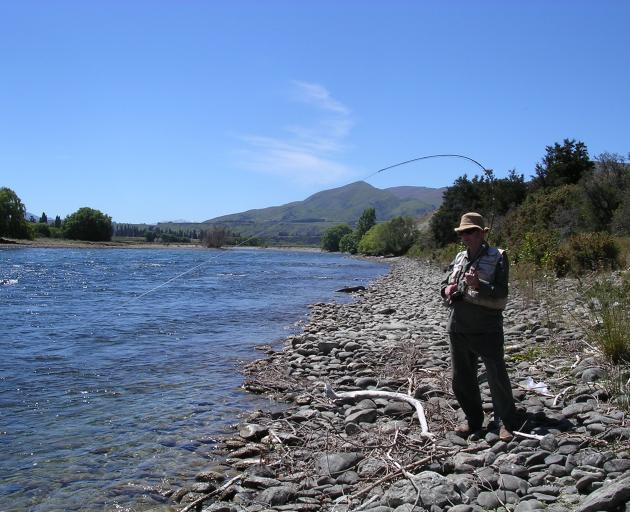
[34,222,51,237]
[358,223,388,255]
[501,185,584,248]
[202,227,226,248]
[63,207,113,241]
[512,230,560,269]
[553,232,620,276]
[49,227,64,239]
[321,224,353,252]
[382,217,418,255]
[611,187,630,235]
[358,217,418,256]
[583,273,630,364]
[339,232,358,254]
[0,187,32,239]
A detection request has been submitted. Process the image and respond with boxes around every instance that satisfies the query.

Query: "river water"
[0,247,387,512]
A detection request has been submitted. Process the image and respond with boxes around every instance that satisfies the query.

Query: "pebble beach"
[165,257,630,512]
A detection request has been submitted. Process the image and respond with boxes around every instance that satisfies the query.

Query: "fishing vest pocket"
[463,288,508,310]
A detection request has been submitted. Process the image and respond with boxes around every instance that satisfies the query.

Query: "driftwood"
[322,382,433,438]
[178,474,241,512]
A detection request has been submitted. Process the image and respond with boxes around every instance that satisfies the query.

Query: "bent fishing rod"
[124,152,494,305]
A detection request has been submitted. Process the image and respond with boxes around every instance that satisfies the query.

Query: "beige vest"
[448,247,508,310]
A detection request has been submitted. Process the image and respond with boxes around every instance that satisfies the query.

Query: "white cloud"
[238,81,357,185]
[291,80,350,115]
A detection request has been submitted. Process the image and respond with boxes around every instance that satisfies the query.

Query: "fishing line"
[121,153,491,306]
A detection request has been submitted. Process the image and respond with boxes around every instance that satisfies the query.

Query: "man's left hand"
[464,269,480,290]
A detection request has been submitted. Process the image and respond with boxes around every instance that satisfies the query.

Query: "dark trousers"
[449,331,516,429]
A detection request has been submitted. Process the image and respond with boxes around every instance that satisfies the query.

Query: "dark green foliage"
[202,226,227,248]
[612,187,630,235]
[39,212,48,224]
[54,215,62,228]
[358,217,418,256]
[49,227,63,239]
[0,187,32,239]
[339,232,359,254]
[553,232,620,276]
[532,139,594,190]
[35,222,51,237]
[356,208,376,238]
[321,224,353,252]
[144,230,158,242]
[500,185,584,249]
[358,224,387,255]
[430,170,526,246]
[161,233,191,244]
[512,231,560,268]
[581,153,630,232]
[63,207,113,241]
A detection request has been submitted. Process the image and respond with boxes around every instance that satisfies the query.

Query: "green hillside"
[197,181,444,244]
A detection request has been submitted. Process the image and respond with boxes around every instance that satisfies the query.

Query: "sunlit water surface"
[0,247,387,512]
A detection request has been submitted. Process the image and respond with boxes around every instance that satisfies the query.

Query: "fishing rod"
[124,153,494,305]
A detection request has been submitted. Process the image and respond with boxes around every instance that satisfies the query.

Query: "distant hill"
[197,181,445,245]
[385,186,445,206]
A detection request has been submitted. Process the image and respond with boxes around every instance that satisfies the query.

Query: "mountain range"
[195,181,445,244]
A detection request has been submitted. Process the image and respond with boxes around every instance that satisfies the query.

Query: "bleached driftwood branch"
[321,382,433,438]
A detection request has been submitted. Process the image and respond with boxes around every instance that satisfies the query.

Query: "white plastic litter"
[525,376,551,395]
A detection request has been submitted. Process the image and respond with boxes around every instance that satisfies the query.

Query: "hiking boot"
[454,421,482,438]
[499,424,514,442]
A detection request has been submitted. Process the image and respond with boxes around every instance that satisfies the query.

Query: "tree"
[358,217,418,256]
[40,212,48,224]
[581,152,630,232]
[429,175,482,246]
[202,226,227,248]
[0,187,32,239]
[54,215,62,228]
[381,216,418,255]
[356,208,376,238]
[532,139,594,189]
[63,207,113,241]
[339,232,359,254]
[35,222,51,237]
[321,224,353,252]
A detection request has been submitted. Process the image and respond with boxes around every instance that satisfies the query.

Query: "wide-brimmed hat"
[454,212,489,233]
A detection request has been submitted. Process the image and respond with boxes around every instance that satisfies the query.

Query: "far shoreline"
[0,237,324,252]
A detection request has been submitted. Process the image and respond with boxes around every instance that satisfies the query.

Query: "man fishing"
[441,212,517,442]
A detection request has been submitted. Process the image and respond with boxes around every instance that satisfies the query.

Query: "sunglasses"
[459,228,480,235]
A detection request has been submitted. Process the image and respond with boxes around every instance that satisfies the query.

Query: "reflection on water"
[0,247,386,511]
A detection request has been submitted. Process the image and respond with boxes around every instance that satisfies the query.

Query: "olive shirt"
[440,242,509,334]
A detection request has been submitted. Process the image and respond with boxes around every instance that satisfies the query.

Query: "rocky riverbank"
[165,258,629,512]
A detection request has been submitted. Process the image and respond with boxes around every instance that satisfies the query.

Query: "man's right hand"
[444,283,458,298]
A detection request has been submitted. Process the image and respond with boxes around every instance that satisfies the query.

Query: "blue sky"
[1,1,628,224]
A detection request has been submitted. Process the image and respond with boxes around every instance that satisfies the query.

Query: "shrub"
[202,227,226,248]
[339,232,358,254]
[358,223,388,255]
[611,187,630,235]
[500,185,584,248]
[382,217,418,255]
[553,232,620,276]
[63,207,113,241]
[358,217,418,256]
[34,222,51,237]
[512,230,560,269]
[583,273,630,364]
[321,224,353,252]
[0,187,32,239]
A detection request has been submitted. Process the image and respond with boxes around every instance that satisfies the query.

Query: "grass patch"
[582,271,630,364]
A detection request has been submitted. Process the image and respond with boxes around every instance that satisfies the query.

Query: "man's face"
[459,228,483,249]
